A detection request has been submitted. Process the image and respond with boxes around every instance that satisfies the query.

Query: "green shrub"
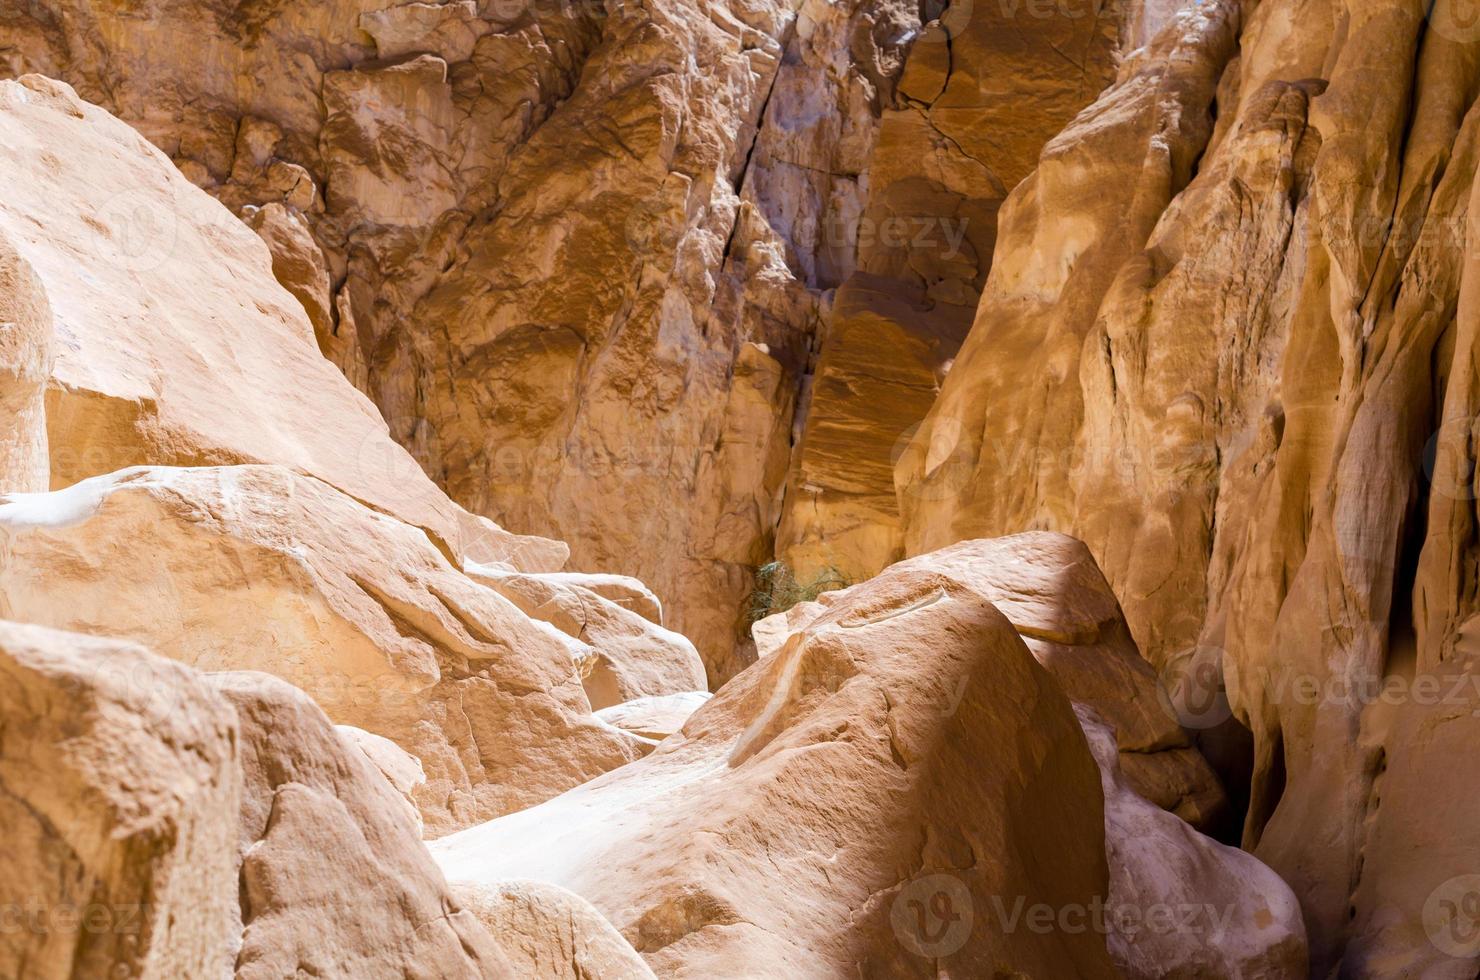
[747,561,849,623]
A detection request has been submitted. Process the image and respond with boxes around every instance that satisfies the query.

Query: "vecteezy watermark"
[1427,0,1480,43]
[1425,875,1480,957]
[1156,645,1236,730]
[891,874,973,957]
[0,900,148,936]
[986,895,1237,943]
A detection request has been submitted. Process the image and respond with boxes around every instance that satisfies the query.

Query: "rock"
[0,73,556,569]
[0,464,643,835]
[0,226,51,493]
[434,563,1119,977]
[756,533,1229,829]
[890,0,1480,968]
[452,880,657,980]
[1077,708,1308,979]
[336,725,428,834]
[0,620,240,980]
[776,0,1122,587]
[211,671,512,978]
[465,562,708,709]
[595,692,712,748]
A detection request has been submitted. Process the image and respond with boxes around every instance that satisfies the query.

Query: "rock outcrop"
[756,532,1230,831]
[0,621,515,979]
[434,561,1120,977]
[894,0,1480,970]
[0,464,648,836]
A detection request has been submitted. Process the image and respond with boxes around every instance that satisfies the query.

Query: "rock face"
[0,0,1149,682]
[0,73,557,571]
[756,533,1230,831]
[0,621,514,979]
[894,0,1480,970]
[0,227,51,494]
[0,464,651,836]
[0,621,240,980]
[435,562,1121,977]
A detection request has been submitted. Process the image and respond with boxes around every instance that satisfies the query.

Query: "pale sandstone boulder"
[0,73,558,570]
[1077,708,1307,979]
[452,880,657,980]
[0,621,239,980]
[465,562,707,709]
[0,464,642,835]
[755,533,1228,829]
[211,671,513,978]
[435,565,1119,977]
[0,226,51,494]
[595,692,713,747]
[336,724,428,834]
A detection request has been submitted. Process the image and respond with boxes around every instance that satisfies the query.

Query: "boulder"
[434,564,1120,977]
[0,464,644,835]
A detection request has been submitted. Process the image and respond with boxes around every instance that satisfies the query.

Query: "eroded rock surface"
[435,562,1121,977]
[0,464,650,836]
[895,0,1480,969]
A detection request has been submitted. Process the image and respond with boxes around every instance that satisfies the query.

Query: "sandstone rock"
[755,533,1229,829]
[465,562,707,710]
[891,0,1480,969]
[595,691,712,748]
[0,73,555,569]
[434,564,1119,977]
[0,620,239,980]
[211,671,512,978]
[1078,708,1307,979]
[0,464,642,835]
[452,880,657,980]
[776,0,1122,586]
[336,724,428,834]
[0,226,51,494]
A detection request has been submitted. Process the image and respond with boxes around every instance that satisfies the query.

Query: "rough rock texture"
[465,562,707,710]
[0,464,646,835]
[0,73,559,572]
[452,880,657,980]
[894,0,1480,970]
[211,672,513,978]
[0,226,51,494]
[774,0,1122,586]
[756,532,1229,830]
[0,0,922,684]
[595,691,713,751]
[0,620,240,980]
[1078,707,1307,979]
[434,562,1121,977]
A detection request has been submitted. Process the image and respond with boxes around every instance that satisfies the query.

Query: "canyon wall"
[896,0,1480,971]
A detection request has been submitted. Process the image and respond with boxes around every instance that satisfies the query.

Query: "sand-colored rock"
[435,563,1120,977]
[776,0,1122,586]
[0,620,240,980]
[893,0,1480,969]
[595,692,713,749]
[453,880,657,980]
[1078,708,1307,979]
[0,464,644,835]
[756,533,1228,829]
[465,562,707,710]
[212,671,512,978]
[0,73,558,570]
[0,226,51,494]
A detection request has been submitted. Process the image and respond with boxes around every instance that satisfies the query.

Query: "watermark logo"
[891,873,973,958]
[1428,0,1480,42]
[1425,875,1480,957]
[96,189,177,274]
[1156,645,1235,730]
